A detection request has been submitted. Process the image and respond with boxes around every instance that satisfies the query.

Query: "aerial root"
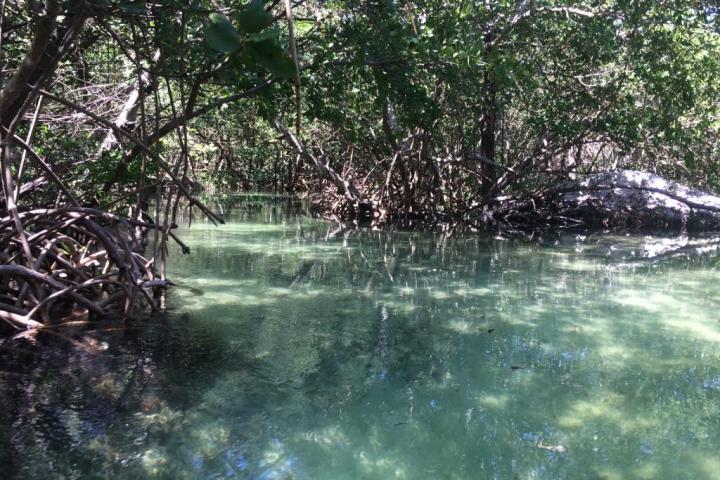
[0,208,168,332]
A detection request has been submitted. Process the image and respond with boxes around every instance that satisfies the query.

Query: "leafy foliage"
[1,0,719,223]
[206,13,243,53]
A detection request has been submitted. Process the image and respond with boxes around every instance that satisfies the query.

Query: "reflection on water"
[2,194,720,479]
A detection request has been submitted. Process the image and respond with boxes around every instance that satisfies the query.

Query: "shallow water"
[3,195,720,479]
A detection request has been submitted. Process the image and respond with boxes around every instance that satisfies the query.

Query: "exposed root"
[0,208,169,332]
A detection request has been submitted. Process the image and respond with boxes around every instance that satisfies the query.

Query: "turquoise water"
[2,195,720,479]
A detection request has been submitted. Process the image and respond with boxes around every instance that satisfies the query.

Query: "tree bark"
[97,54,158,154]
[273,117,364,207]
[0,2,87,130]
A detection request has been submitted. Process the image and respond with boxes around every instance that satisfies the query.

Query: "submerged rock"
[551,170,720,232]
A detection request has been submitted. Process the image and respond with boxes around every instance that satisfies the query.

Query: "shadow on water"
[2,195,720,479]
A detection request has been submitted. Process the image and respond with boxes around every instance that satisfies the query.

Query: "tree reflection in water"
[2,195,720,479]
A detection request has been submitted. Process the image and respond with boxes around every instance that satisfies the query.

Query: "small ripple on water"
[5,206,720,479]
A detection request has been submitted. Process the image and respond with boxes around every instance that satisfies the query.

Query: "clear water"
[2,195,720,479]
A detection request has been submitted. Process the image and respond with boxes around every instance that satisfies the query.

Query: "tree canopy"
[1,0,719,328]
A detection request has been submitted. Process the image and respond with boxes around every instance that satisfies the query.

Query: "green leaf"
[238,0,273,34]
[248,39,296,78]
[248,27,281,43]
[206,13,242,53]
[236,49,259,72]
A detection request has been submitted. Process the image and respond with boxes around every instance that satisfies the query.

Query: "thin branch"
[38,88,224,225]
[2,127,80,206]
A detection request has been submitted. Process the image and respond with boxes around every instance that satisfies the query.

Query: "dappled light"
[2,0,720,476]
[2,199,720,478]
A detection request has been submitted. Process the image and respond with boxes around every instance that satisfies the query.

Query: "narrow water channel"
[2,195,720,479]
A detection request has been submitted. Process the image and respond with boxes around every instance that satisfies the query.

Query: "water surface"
[2,195,720,479]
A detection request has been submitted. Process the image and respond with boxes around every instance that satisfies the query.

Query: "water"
[2,195,720,479]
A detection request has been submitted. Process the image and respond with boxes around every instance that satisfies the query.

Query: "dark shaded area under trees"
[1,0,720,331]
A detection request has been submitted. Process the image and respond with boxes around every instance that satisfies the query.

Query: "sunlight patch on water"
[690,452,720,479]
[558,391,634,429]
[661,314,720,343]
[5,198,720,479]
[476,393,511,410]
